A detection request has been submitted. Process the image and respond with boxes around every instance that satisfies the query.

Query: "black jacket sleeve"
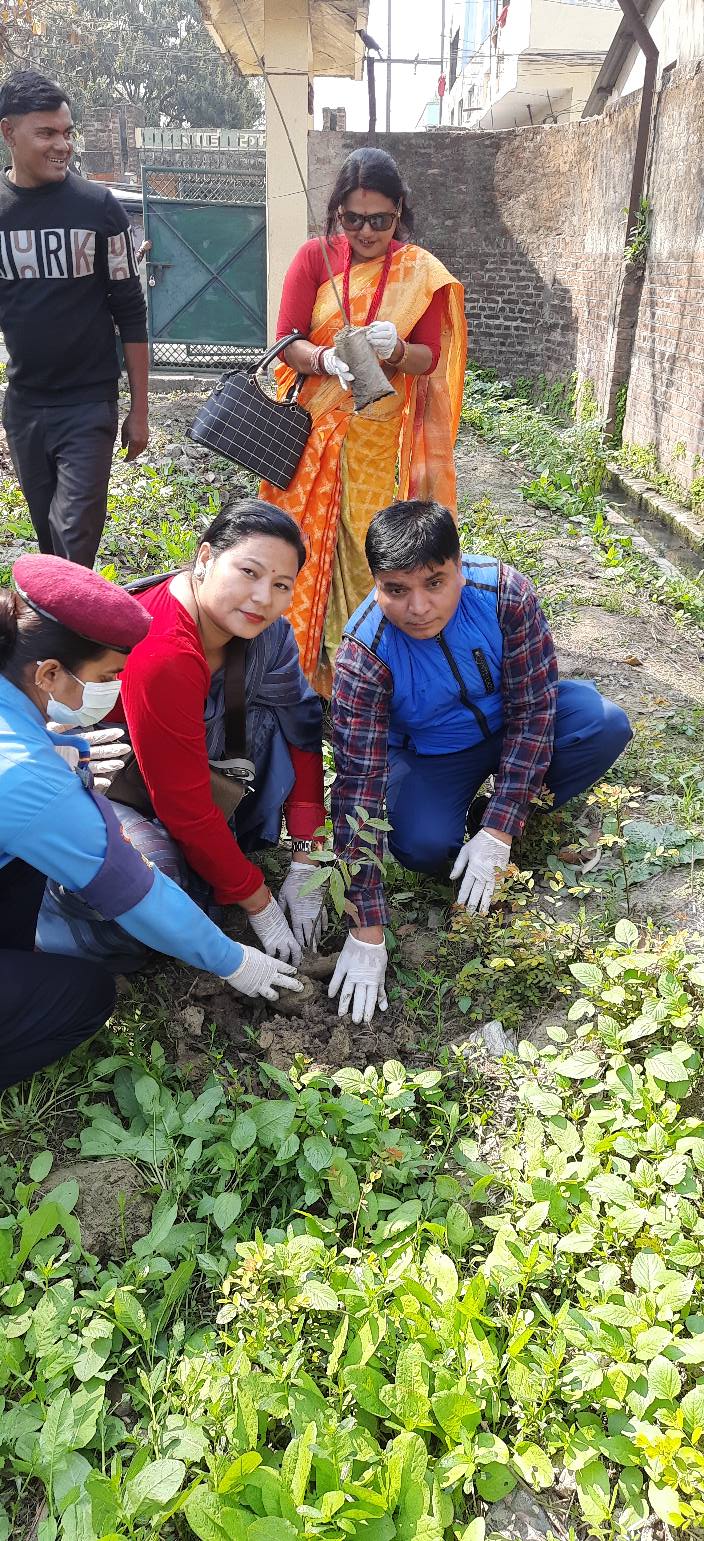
[102,191,148,344]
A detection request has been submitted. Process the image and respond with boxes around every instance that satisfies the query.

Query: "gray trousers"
[3,389,119,568]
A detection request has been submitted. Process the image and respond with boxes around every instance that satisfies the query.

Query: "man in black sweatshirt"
[0,70,149,566]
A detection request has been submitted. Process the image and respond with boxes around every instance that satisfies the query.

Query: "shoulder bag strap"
[223,638,248,758]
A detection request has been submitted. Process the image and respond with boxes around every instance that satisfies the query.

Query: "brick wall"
[308,63,704,480]
[82,104,144,182]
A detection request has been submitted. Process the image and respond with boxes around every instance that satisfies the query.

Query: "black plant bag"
[188,331,312,489]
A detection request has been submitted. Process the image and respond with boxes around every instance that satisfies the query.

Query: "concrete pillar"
[264,0,310,341]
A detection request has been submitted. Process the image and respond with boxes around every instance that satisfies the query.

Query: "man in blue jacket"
[329,498,632,1025]
[0,69,149,567]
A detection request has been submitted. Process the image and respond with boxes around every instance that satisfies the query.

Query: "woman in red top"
[261,147,467,692]
[42,501,327,970]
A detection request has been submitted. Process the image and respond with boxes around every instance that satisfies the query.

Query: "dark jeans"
[386,679,633,874]
[0,857,115,1091]
[2,389,119,567]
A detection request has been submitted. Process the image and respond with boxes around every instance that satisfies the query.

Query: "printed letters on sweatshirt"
[0,225,137,281]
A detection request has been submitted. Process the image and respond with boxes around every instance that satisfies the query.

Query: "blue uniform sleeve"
[2,764,243,978]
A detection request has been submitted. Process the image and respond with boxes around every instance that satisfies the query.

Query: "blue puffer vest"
[345,556,504,755]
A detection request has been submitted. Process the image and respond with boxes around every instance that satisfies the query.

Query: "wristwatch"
[291,839,315,853]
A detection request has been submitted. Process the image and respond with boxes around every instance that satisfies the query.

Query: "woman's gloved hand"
[247,893,303,965]
[81,727,132,791]
[328,932,388,1025]
[322,348,355,387]
[450,829,512,914]
[278,861,328,951]
[365,320,399,360]
[225,946,303,1002]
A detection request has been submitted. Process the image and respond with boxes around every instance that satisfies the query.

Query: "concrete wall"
[618,0,704,100]
[307,62,704,480]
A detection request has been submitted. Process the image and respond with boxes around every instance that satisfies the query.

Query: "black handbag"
[188,331,312,490]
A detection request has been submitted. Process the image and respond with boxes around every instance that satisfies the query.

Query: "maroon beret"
[12,554,151,652]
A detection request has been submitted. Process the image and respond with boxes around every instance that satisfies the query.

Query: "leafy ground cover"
[0,382,703,1541]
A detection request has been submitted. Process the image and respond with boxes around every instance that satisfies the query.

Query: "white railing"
[137,127,265,151]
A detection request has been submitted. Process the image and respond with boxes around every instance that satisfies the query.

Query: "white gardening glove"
[53,742,80,772]
[328,933,388,1025]
[247,894,302,965]
[322,348,354,387]
[278,861,328,951]
[450,829,512,915]
[225,945,303,1002]
[365,320,399,360]
[81,727,132,791]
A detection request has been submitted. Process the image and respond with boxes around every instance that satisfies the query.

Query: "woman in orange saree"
[261,148,467,694]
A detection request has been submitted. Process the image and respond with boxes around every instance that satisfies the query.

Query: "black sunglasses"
[338,205,400,233]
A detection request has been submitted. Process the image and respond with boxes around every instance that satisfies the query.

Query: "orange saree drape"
[261,243,467,692]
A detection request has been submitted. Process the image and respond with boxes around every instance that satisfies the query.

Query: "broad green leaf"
[56,1498,93,1541]
[576,1459,611,1522]
[421,1246,458,1302]
[445,1202,473,1250]
[474,1463,516,1502]
[281,1422,315,1506]
[248,1519,299,1539]
[459,1524,485,1541]
[184,1489,249,1540]
[556,1051,600,1080]
[181,1085,224,1128]
[29,1151,53,1183]
[380,1343,430,1431]
[647,1356,680,1402]
[327,1155,360,1213]
[38,1390,74,1472]
[681,1385,704,1434]
[162,1418,209,1463]
[212,1192,242,1233]
[302,1135,334,1172]
[614,918,639,947]
[645,1050,689,1084]
[295,1279,339,1310]
[323,1317,348,1385]
[113,1287,150,1339]
[230,1115,257,1153]
[249,1101,296,1149]
[648,1482,686,1526]
[431,1390,481,1441]
[123,1458,185,1518]
[132,1200,177,1257]
[86,1473,121,1535]
[569,962,604,989]
[631,1253,667,1292]
[512,1442,554,1490]
[219,1452,262,1493]
[14,1199,80,1269]
[71,1383,105,1448]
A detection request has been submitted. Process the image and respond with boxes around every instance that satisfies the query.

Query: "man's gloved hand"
[247,894,302,965]
[225,946,303,1002]
[328,932,388,1025]
[365,320,399,360]
[81,727,132,791]
[322,348,355,387]
[450,829,512,914]
[278,861,328,951]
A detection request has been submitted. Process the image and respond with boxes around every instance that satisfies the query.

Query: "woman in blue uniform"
[0,554,301,1090]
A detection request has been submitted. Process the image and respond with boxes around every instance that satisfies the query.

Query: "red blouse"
[118,581,325,906]
[277,236,444,371]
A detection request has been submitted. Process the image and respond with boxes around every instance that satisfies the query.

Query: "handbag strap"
[248,330,308,379]
[223,638,248,757]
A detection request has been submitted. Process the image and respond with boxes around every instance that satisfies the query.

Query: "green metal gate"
[142,165,266,370]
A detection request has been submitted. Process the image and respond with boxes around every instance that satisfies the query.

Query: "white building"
[583,0,704,116]
[446,0,620,129]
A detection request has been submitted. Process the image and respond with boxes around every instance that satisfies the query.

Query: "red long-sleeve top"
[118,582,325,906]
[277,236,444,371]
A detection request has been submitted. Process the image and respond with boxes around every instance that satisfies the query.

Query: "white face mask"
[42,666,122,728]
